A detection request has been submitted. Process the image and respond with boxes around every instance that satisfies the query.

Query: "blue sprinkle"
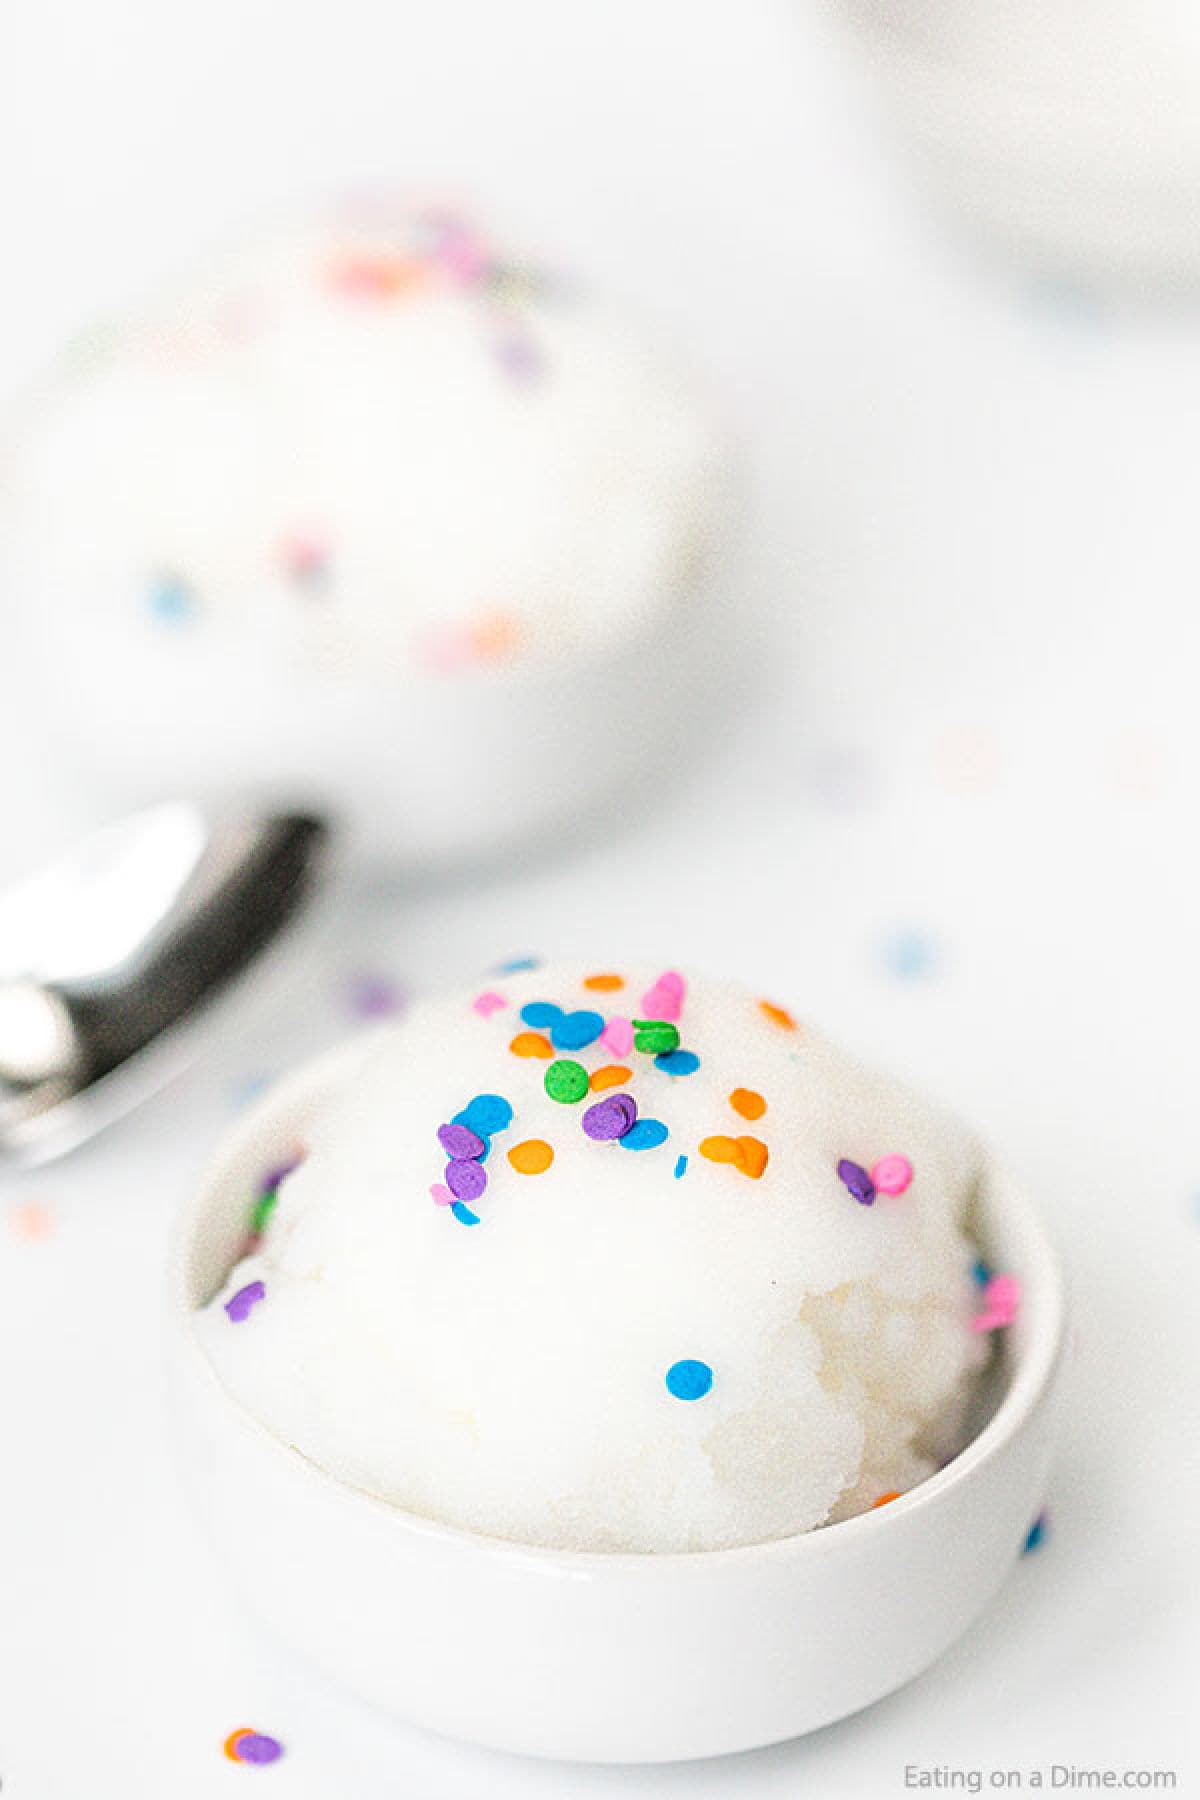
[456,1093,513,1135]
[228,1071,272,1111]
[655,1049,700,1077]
[550,1009,605,1051]
[147,572,197,625]
[450,1201,480,1226]
[674,1154,688,1179]
[665,1359,713,1401]
[497,956,541,973]
[520,1001,562,1030]
[972,1258,992,1287]
[620,1118,668,1152]
[880,928,940,982]
[1023,1512,1047,1554]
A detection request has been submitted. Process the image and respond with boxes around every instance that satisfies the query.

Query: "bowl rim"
[171,1035,1068,1575]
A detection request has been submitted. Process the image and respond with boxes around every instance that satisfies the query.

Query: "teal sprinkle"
[972,1258,992,1287]
[451,1201,480,1226]
[674,1155,688,1179]
[655,1049,700,1077]
[147,572,196,625]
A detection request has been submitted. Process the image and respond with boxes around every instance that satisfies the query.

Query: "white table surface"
[1,2,1198,1794]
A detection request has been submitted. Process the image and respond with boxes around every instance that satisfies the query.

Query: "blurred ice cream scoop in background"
[0,197,732,868]
[831,1,1200,287]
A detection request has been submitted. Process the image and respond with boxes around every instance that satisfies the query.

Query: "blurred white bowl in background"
[1,200,732,867]
[833,1,1200,285]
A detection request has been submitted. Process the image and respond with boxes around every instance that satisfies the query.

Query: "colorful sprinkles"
[666,1358,713,1401]
[545,1059,589,1104]
[1023,1510,1048,1553]
[508,1139,554,1175]
[223,1729,284,1767]
[400,963,1013,1521]
[871,1154,913,1196]
[837,1158,876,1206]
[434,1093,514,1223]
[225,1281,266,1323]
[729,1087,766,1120]
[972,1273,1021,1333]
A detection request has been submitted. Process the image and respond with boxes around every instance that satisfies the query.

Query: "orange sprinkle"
[328,253,427,298]
[471,608,522,663]
[872,1491,902,1509]
[583,973,625,992]
[508,1139,554,1175]
[729,1087,766,1121]
[10,1200,55,1240]
[223,1730,253,1763]
[699,1135,743,1166]
[700,1134,768,1178]
[510,1031,553,1059]
[759,999,797,1031]
[735,1136,769,1179]
[590,1064,633,1091]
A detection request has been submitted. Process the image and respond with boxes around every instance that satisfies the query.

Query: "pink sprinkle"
[280,532,328,584]
[430,1183,455,1207]
[641,971,685,1023]
[871,1154,914,1196]
[972,1273,1021,1333]
[601,1016,634,1057]
[473,990,508,1019]
[420,624,475,672]
[434,223,489,285]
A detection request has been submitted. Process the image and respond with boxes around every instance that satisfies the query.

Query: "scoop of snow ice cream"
[196,963,993,1552]
[0,202,728,861]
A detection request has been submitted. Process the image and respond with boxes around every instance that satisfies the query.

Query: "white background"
[1,1,1198,1794]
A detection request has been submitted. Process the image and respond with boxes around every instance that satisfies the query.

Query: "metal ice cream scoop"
[0,804,329,1162]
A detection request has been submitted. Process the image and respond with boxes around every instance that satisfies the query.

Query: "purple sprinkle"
[224,1280,266,1323]
[346,972,406,1020]
[495,334,544,380]
[582,1094,638,1141]
[837,1158,876,1205]
[438,1122,486,1160]
[259,1154,303,1195]
[445,1158,487,1203]
[236,1733,284,1766]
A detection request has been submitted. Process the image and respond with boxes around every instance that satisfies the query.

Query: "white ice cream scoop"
[1,201,732,866]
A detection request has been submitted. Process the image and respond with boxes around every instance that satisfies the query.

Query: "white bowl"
[834,2,1200,285]
[170,1040,1067,1763]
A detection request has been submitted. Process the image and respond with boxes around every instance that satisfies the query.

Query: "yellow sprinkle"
[583,973,624,992]
[510,1031,553,1059]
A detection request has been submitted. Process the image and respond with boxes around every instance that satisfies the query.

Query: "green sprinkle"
[544,1059,589,1104]
[632,1019,680,1054]
[249,1186,280,1235]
